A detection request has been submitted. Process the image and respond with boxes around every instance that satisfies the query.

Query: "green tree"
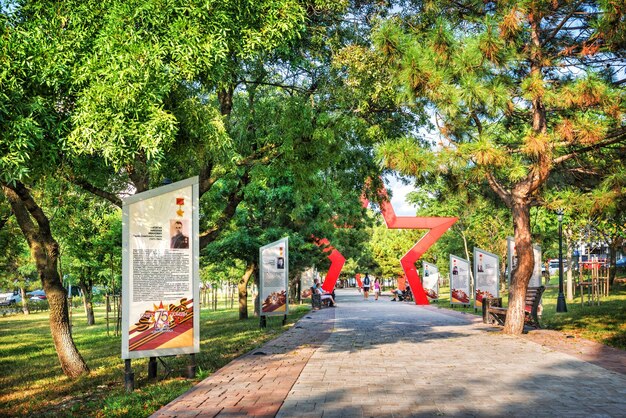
[374,1,626,334]
[369,222,424,278]
[203,166,370,319]
[52,186,121,326]
[0,212,34,314]
[0,0,326,377]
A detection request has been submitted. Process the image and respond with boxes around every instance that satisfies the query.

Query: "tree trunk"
[79,279,95,326]
[253,270,260,317]
[501,13,550,335]
[503,201,534,335]
[2,182,89,378]
[238,263,256,320]
[20,287,30,315]
[218,86,234,116]
[608,239,619,287]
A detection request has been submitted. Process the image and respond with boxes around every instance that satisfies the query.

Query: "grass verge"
[0,302,309,417]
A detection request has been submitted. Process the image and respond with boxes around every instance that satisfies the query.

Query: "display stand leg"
[260,315,266,328]
[124,359,134,393]
[186,353,197,378]
[282,315,287,326]
[148,357,157,379]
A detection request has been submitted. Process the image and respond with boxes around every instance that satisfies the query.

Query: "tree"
[51,185,122,326]
[0,211,35,314]
[203,165,370,319]
[370,223,424,278]
[0,3,93,375]
[374,1,626,334]
[0,0,323,377]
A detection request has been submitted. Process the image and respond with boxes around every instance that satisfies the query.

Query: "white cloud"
[384,176,417,216]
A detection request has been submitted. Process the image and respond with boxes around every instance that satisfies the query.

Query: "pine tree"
[375,1,626,334]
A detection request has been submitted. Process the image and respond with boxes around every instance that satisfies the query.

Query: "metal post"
[260,315,266,328]
[556,210,568,312]
[124,359,134,392]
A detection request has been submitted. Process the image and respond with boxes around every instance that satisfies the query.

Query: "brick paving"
[151,307,335,418]
[153,289,626,417]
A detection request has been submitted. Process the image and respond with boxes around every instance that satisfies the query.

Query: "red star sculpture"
[316,185,456,304]
[363,188,457,305]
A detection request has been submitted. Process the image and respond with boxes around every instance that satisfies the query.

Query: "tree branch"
[126,151,149,193]
[553,127,626,165]
[485,172,512,206]
[241,79,310,94]
[543,0,585,47]
[72,178,123,208]
[1,182,46,245]
[199,160,216,196]
[236,143,282,167]
[199,170,251,249]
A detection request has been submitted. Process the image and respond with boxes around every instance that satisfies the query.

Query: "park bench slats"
[482,286,545,329]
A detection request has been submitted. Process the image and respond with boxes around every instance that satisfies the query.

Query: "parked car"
[548,259,568,276]
[616,258,626,268]
[0,292,22,306]
[28,289,47,302]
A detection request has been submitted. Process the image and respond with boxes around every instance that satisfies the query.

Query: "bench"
[311,287,334,310]
[483,286,545,329]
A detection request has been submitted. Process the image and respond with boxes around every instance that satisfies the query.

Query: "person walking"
[362,273,371,299]
[373,277,381,301]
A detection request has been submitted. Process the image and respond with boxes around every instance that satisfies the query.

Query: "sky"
[384,176,418,216]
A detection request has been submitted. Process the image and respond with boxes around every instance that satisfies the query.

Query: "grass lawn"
[0,301,309,417]
[429,280,626,350]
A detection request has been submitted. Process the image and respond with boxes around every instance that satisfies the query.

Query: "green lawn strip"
[432,283,626,350]
[0,302,310,417]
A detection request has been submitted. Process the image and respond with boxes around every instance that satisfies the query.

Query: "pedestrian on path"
[363,273,370,299]
[373,277,381,300]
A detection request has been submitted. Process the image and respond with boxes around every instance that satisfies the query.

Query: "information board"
[422,262,439,300]
[260,237,289,316]
[474,247,499,309]
[450,255,471,305]
[122,177,199,359]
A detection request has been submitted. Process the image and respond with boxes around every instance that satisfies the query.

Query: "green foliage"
[0,217,33,290]
[373,1,625,194]
[62,0,309,168]
[369,222,424,278]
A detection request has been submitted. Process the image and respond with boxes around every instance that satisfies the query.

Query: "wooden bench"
[483,286,545,329]
[311,288,333,310]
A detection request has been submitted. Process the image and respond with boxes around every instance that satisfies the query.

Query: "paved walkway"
[153,289,626,417]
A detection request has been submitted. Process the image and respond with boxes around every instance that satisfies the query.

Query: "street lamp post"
[556,209,567,313]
